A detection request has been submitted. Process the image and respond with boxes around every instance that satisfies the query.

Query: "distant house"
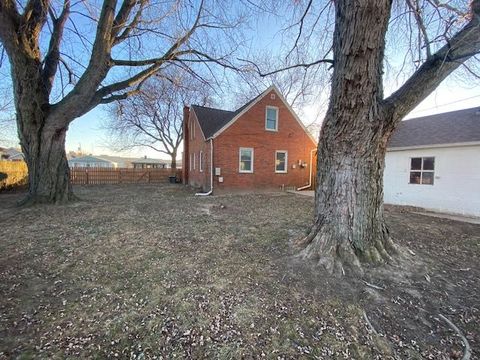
[0,147,24,161]
[182,86,317,193]
[132,156,168,169]
[68,155,117,168]
[384,107,480,217]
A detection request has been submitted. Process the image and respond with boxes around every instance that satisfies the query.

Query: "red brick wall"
[185,110,211,191]
[212,90,317,191]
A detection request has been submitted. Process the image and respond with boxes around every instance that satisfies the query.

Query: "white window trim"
[193,152,196,170]
[199,151,203,172]
[239,147,254,173]
[189,153,192,171]
[409,156,435,185]
[265,106,279,132]
[275,150,288,173]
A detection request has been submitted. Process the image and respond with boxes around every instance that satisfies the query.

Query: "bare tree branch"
[384,3,480,122]
[42,0,70,95]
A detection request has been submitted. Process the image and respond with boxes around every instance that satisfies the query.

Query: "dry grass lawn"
[0,184,479,359]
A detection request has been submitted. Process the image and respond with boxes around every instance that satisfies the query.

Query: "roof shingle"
[388,107,480,148]
[191,91,265,139]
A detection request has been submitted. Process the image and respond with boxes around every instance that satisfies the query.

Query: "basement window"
[409,157,434,185]
[239,147,254,173]
[265,106,278,131]
[275,151,287,173]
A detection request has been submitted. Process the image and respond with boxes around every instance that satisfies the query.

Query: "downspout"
[297,149,316,191]
[195,138,213,196]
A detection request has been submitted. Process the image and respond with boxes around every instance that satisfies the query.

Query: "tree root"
[17,191,80,206]
[439,314,471,360]
[295,222,399,276]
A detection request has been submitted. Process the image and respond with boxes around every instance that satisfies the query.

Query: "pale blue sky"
[2,1,479,158]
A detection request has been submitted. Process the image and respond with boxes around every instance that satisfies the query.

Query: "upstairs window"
[265,106,278,131]
[409,157,435,185]
[239,147,254,173]
[275,151,287,173]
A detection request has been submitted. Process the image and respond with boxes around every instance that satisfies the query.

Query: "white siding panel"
[384,145,480,217]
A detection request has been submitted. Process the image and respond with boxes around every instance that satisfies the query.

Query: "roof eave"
[387,141,480,151]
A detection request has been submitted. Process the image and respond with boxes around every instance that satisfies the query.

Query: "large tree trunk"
[300,0,397,275]
[20,121,74,204]
[12,57,74,204]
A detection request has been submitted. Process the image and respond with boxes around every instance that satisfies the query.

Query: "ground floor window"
[199,151,203,172]
[275,151,287,173]
[239,147,254,173]
[409,157,435,185]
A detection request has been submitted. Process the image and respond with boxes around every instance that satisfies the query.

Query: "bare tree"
[0,0,244,204]
[255,0,479,275]
[106,73,211,168]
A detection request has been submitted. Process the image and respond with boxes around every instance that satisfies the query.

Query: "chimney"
[182,105,190,185]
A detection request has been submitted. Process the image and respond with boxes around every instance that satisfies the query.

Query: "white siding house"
[68,155,117,168]
[384,107,480,217]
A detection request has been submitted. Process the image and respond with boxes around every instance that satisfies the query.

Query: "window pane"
[411,158,422,170]
[266,118,276,130]
[276,152,286,171]
[267,108,277,120]
[240,149,252,171]
[422,172,434,185]
[409,172,421,184]
[266,108,277,130]
[423,157,435,170]
[240,150,251,162]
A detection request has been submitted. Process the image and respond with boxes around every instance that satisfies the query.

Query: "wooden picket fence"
[70,167,181,185]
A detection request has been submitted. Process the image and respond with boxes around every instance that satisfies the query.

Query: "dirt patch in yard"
[0,184,479,359]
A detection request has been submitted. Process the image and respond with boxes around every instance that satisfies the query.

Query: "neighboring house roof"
[131,157,168,165]
[68,155,116,164]
[191,85,316,143]
[389,107,480,149]
[1,147,24,160]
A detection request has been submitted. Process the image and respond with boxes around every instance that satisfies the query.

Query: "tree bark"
[11,53,74,204]
[171,150,177,169]
[300,0,397,275]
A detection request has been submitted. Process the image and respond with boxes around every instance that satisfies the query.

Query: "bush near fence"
[0,161,28,190]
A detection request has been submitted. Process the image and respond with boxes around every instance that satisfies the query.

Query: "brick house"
[182,86,317,193]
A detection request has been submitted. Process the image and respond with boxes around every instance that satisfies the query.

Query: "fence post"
[86,168,89,185]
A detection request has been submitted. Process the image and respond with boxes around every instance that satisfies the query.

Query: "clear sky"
[2,1,479,158]
[64,76,480,159]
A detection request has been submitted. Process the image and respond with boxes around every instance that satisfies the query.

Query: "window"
[239,147,254,173]
[193,152,196,170]
[199,151,203,172]
[189,153,192,171]
[265,106,278,131]
[275,151,287,173]
[409,157,435,185]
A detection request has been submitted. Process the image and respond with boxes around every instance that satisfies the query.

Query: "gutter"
[195,138,214,196]
[297,149,316,191]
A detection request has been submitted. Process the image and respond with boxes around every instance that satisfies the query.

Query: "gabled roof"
[68,155,115,164]
[190,105,236,139]
[191,86,315,143]
[388,107,480,149]
[131,157,168,164]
